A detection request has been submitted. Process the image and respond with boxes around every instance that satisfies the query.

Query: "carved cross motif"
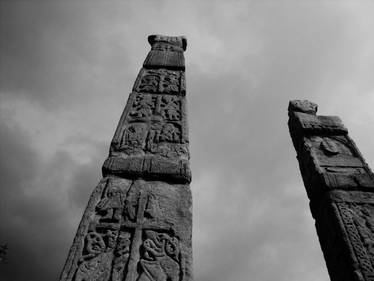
[122,189,175,281]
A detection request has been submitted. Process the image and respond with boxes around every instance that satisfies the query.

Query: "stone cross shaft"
[288,100,374,281]
[59,35,192,281]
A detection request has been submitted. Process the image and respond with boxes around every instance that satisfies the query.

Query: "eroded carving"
[129,94,182,122]
[112,231,132,281]
[74,232,114,281]
[159,96,181,121]
[121,123,148,155]
[338,203,374,274]
[130,95,157,119]
[136,69,181,95]
[320,137,340,155]
[147,123,181,144]
[117,186,180,281]
[152,43,183,52]
[305,135,365,173]
[119,122,183,159]
[96,183,125,223]
[138,230,180,281]
[307,136,355,157]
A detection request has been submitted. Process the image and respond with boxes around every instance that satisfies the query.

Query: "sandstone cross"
[59,35,192,281]
[288,100,374,281]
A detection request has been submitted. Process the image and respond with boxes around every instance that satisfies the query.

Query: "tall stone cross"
[288,100,374,281]
[59,35,192,281]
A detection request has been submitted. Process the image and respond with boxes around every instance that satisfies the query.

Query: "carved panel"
[113,92,188,160]
[129,94,182,122]
[71,179,184,281]
[118,122,186,158]
[120,184,181,281]
[135,69,183,95]
[330,202,374,281]
[305,136,365,172]
[337,202,374,274]
[138,230,180,281]
[291,111,347,134]
[74,231,114,281]
[313,192,374,280]
[70,178,130,281]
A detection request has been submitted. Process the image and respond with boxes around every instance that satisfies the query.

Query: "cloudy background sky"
[1,1,374,280]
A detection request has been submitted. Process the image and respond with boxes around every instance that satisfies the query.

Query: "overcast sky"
[1,1,374,281]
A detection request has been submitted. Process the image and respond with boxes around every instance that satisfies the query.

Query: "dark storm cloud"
[0,119,106,281]
[1,1,374,281]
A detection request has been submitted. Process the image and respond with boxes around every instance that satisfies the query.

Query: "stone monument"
[59,35,192,281]
[288,100,374,281]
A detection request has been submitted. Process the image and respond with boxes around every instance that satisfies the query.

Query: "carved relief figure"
[129,94,181,122]
[123,123,148,147]
[74,232,113,281]
[96,184,125,222]
[159,123,180,143]
[137,72,160,93]
[160,71,179,94]
[137,231,180,281]
[130,94,156,119]
[159,96,180,121]
[136,69,180,94]
[144,123,181,152]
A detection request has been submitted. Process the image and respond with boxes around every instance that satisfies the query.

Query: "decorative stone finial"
[288,100,318,115]
[148,34,187,51]
[144,35,187,70]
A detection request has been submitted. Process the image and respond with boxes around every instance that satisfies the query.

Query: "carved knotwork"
[338,202,374,275]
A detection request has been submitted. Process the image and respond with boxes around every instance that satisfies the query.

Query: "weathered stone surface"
[288,99,318,115]
[108,46,190,183]
[288,100,374,281]
[289,102,374,200]
[60,35,192,281]
[144,35,186,70]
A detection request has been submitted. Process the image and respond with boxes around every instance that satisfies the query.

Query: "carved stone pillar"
[288,100,374,281]
[59,35,192,281]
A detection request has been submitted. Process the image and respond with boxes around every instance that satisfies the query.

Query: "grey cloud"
[2,2,374,281]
